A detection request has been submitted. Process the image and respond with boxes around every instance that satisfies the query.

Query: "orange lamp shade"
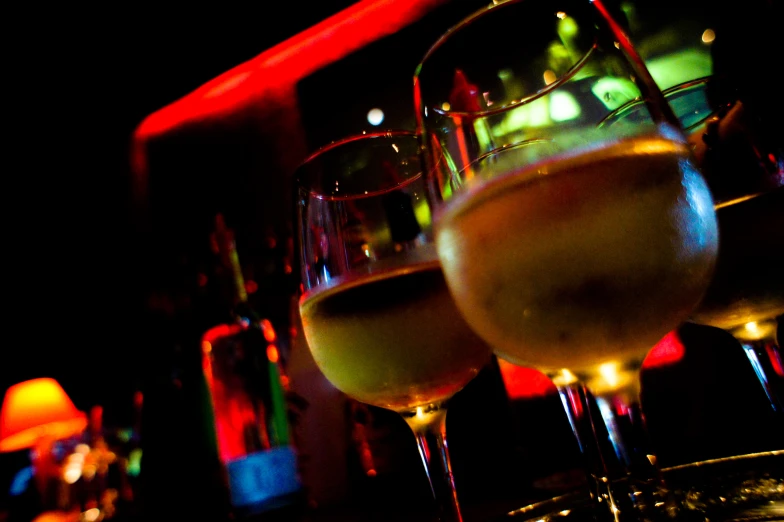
[0,378,87,453]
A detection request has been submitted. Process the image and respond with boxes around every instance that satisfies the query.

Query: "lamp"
[0,377,87,453]
[1,378,88,513]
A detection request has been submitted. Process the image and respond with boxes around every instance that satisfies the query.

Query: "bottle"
[202,214,304,519]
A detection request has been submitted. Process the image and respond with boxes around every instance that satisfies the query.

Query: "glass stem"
[401,402,463,522]
[554,378,673,522]
[739,334,784,415]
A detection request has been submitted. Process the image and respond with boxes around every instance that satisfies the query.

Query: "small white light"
[367,108,384,126]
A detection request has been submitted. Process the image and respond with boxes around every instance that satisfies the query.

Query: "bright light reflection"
[556,11,567,19]
[599,362,620,388]
[367,108,384,126]
[702,29,716,43]
[550,91,581,121]
[543,70,557,85]
[551,368,578,387]
[63,465,82,484]
[83,508,101,522]
[391,143,399,153]
[68,453,85,464]
[745,321,759,335]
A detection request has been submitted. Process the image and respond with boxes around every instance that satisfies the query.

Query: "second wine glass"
[294,131,492,522]
[414,0,719,520]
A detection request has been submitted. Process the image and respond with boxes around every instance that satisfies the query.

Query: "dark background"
[3,2,361,412]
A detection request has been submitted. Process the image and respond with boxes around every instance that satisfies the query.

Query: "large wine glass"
[414,0,719,520]
[294,131,492,522]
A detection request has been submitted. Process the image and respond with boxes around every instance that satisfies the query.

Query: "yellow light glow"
[416,406,426,420]
[745,321,759,334]
[82,463,97,480]
[543,70,556,85]
[701,29,716,44]
[83,508,101,522]
[556,11,567,19]
[68,452,85,464]
[551,369,578,387]
[441,102,451,111]
[63,465,82,484]
[598,362,620,388]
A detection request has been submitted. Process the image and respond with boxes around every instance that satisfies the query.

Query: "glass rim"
[413,0,600,119]
[295,129,424,201]
[413,0,669,124]
[297,130,420,168]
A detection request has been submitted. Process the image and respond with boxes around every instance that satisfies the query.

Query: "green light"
[550,91,581,121]
[591,77,640,110]
[645,48,712,90]
[413,195,432,228]
[558,17,579,39]
[127,448,142,477]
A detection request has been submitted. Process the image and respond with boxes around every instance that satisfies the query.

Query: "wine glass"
[610,75,784,419]
[414,0,719,520]
[294,130,492,522]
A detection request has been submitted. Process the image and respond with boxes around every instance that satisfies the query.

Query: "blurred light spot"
[543,70,557,85]
[599,362,620,388]
[745,321,759,335]
[267,344,280,363]
[127,449,142,477]
[643,330,685,368]
[441,102,451,111]
[245,280,258,294]
[261,319,277,342]
[550,91,581,121]
[550,368,578,387]
[83,508,101,522]
[558,16,578,38]
[497,359,557,398]
[9,467,33,496]
[701,29,715,43]
[556,11,567,19]
[64,465,82,484]
[367,108,384,126]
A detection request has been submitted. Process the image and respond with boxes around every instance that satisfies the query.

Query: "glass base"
[504,450,784,522]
